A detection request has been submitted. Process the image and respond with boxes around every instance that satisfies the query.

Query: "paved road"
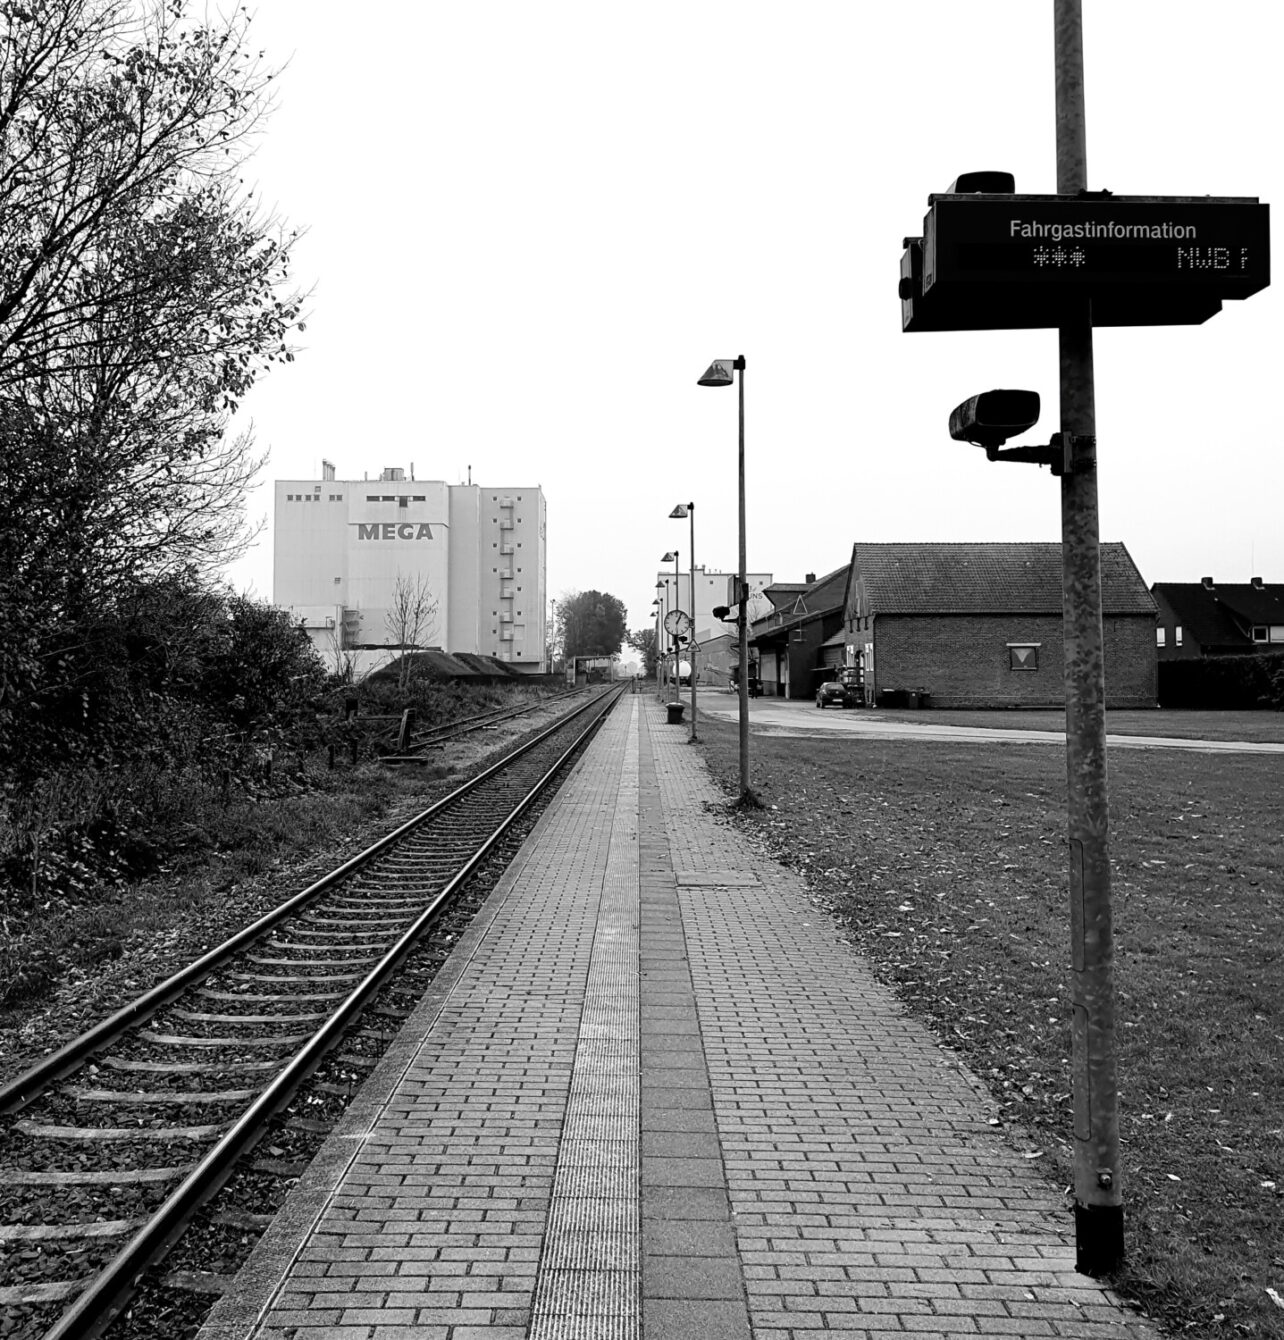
[693,694,1284,753]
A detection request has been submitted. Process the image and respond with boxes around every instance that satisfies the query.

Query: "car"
[816,676,860,709]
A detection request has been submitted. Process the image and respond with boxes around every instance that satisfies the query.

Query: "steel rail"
[40,682,626,1340]
[0,686,616,1115]
[384,687,583,760]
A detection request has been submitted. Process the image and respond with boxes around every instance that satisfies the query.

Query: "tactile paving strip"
[529,700,641,1339]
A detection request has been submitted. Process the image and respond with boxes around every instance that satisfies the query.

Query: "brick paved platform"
[199,694,1157,1340]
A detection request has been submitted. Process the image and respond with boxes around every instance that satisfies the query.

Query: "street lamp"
[661,549,679,705]
[654,580,667,698]
[697,355,754,804]
[669,503,697,741]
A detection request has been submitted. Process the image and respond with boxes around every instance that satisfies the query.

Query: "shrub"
[1158,651,1284,710]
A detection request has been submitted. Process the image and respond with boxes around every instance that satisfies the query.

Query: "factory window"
[382,495,395,501]
[334,577,341,584]
[286,494,294,500]
[413,495,425,501]
[399,496,408,508]
[367,495,379,501]
[1008,643,1040,671]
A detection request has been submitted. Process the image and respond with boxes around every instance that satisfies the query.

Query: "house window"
[1252,626,1268,642]
[1008,643,1041,671]
[1156,627,1166,648]
[1175,626,1183,647]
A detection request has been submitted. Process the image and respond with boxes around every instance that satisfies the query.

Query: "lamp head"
[669,503,690,519]
[661,550,678,563]
[697,360,736,387]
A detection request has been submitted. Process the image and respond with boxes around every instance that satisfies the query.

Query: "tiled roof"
[851,542,1155,616]
[755,565,851,630]
[1152,583,1284,647]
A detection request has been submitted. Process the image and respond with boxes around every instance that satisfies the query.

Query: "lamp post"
[697,356,752,803]
[654,580,667,699]
[661,549,679,704]
[669,503,697,741]
[549,597,557,675]
[650,599,661,687]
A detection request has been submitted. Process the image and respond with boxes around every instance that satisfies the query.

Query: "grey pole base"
[1074,1201,1124,1276]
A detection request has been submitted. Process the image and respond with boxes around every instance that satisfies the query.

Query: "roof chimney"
[805,572,817,584]
[1201,576,1214,589]
[1251,576,1264,588]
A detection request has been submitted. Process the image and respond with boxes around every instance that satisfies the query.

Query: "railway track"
[0,684,626,1340]
[383,685,584,760]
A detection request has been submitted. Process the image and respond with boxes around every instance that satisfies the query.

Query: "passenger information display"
[901,194,1270,331]
[924,196,1269,296]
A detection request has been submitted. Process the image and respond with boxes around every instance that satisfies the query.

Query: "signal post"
[899,0,1269,1274]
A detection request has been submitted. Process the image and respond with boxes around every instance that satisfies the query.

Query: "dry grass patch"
[698,719,1283,1339]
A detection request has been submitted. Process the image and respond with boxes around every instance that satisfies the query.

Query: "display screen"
[927,198,1269,294]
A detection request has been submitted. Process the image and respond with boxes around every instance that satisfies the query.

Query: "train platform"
[199,694,1156,1340]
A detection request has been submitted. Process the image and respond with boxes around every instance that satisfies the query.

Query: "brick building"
[842,541,1157,709]
[748,566,850,699]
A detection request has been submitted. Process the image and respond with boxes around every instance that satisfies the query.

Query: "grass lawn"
[697,714,1283,1339]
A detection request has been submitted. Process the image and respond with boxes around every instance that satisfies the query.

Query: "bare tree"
[0,0,304,741]
[384,572,440,691]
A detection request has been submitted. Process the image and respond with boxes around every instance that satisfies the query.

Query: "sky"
[223,1,1283,633]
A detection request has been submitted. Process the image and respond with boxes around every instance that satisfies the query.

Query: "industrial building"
[274,463,547,677]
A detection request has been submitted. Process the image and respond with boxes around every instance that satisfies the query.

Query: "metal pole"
[736,356,750,800]
[672,549,681,703]
[657,585,666,700]
[688,504,698,741]
[1054,0,1122,1275]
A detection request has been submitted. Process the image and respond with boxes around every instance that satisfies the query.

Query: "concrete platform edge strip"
[530,699,641,1338]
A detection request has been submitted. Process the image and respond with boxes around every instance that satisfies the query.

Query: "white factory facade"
[274,463,547,677]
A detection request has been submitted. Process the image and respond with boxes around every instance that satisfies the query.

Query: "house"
[1150,578,1284,659]
[748,566,851,699]
[841,541,1157,709]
